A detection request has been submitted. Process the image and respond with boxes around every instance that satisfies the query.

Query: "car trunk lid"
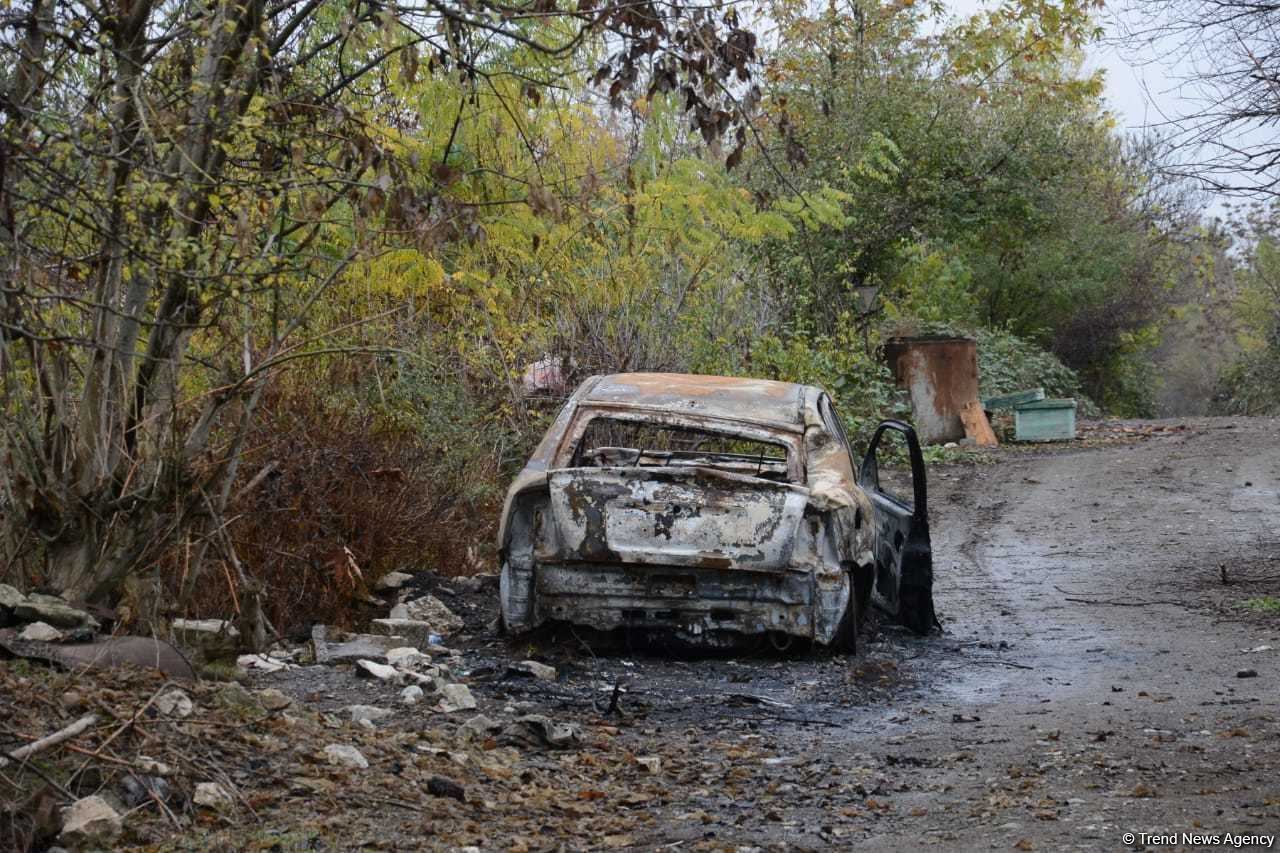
[545,466,809,571]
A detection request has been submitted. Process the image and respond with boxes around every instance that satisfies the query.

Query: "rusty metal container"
[882,336,979,445]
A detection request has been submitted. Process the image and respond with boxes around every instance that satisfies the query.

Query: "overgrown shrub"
[975,328,1100,416]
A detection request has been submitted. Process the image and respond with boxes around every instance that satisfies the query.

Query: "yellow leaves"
[348,249,446,301]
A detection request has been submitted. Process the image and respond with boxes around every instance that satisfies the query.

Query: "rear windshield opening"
[571,417,791,481]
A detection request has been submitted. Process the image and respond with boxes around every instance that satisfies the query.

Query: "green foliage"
[974,328,1099,416]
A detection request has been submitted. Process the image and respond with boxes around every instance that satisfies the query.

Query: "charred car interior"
[498,373,935,651]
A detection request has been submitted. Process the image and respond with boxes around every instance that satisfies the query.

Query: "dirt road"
[452,417,1280,850]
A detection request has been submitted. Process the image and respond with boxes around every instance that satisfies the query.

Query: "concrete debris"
[154,688,193,718]
[344,704,393,725]
[15,595,99,630]
[171,618,239,659]
[59,796,122,847]
[355,659,401,682]
[500,715,582,750]
[375,571,415,592]
[436,683,477,713]
[311,631,405,664]
[386,647,434,670]
[507,660,557,681]
[256,688,292,712]
[324,743,369,769]
[19,621,63,642]
[400,685,424,705]
[369,618,434,646]
[399,595,464,635]
[193,782,235,811]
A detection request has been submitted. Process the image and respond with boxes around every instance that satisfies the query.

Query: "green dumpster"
[1013,398,1076,442]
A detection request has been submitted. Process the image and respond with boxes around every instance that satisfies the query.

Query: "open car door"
[859,420,936,633]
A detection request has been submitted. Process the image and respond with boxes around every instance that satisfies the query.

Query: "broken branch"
[1,713,99,767]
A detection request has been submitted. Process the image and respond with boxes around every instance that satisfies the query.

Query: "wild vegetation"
[0,0,1273,637]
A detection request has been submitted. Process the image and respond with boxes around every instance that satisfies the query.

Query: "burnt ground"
[5,417,1280,851]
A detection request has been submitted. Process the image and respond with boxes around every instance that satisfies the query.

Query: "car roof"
[579,373,811,429]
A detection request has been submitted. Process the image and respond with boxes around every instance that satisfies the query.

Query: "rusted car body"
[497,373,935,650]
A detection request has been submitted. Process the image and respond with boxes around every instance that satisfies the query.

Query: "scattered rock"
[59,691,85,711]
[312,632,405,664]
[19,621,64,642]
[214,682,259,711]
[636,755,662,774]
[436,683,477,713]
[171,618,239,660]
[238,653,293,673]
[375,571,415,592]
[193,782,235,811]
[155,688,194,718]
[400,595,463,634]
[256,688,292,712]
[15,596,98,630]
[426,775,466,802]
[1237,669,1259,678]
[324,744,369,769]
[452,573,498,594]
[0,583,25,612]
[344,704,393,725]
[388,602,410,619]
[507,660,557,681]
[500,715,582,750]
[59,796,122,848]
[355,659,401,682]
[120,774,172,809]
[457,714,501,745]
[400,685,424,705]
[386,647,434,670]
[369,618,434,646]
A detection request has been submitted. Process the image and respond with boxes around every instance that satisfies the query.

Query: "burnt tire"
[899,583,936,635]
[832,591,859,654]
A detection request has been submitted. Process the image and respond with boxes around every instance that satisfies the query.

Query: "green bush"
[975,328,1100,417]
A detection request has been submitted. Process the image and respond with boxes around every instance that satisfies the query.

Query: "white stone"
[59,796,122,847]
[172,618,238,658]
[19,621,63,642]
[324,744,368,769]
[238,653,293,673]
[0,583,25,610]
[400,595,463,634]
[15,597,97,630]
[154,688,193,718]
[436,683,477,713]
[136,756,174,776]
[388,602,410,619]
[456,714,500,744]
[510,660,557,681]
[369,618,433,645]
[400,685,424,706]
[193,782,235,811]
[386,647,434,670]
[375,571,415,592]
[637,755,662,774]
[344,704,393,724]
[355,659,401,682]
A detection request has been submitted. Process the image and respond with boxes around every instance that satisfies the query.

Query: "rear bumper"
[500,561,848,645]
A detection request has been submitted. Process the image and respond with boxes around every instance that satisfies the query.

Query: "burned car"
[497,373,934,650]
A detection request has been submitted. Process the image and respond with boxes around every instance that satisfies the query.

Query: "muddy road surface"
[449,417,1280,850]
